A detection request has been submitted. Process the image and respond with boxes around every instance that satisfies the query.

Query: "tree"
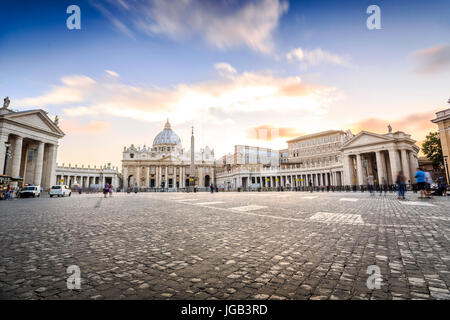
[422,132,443,168]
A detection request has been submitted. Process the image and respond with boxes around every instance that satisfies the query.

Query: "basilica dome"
[153,119,181,146]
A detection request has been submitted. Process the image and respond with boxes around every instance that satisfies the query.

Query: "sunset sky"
[1,0,449,168]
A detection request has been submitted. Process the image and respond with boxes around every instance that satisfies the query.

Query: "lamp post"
[444,156,449,184]
[3,141,11,175]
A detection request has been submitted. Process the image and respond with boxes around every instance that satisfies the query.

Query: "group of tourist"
[393,167,447,200]
[103,183,114,198]
[413,167,447,199]
[209,183,218,193]
[0,184,12,200]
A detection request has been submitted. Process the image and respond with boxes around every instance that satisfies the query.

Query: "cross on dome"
[164,118,171,129]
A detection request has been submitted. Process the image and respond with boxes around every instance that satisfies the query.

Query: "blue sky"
[1,0,449,167]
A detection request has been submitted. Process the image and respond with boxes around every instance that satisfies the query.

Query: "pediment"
[341,131,393,149]
[4,110,64,137]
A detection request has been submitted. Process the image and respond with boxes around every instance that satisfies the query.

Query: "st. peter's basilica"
[122,119,215,190]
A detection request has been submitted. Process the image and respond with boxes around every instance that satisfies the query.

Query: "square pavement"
[0,190,449,300]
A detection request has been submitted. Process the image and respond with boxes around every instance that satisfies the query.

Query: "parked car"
[19,185,41,198]
[49,185,72,197]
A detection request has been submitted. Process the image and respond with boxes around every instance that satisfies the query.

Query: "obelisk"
[190,126,195,191]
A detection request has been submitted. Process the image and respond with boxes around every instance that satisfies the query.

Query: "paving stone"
[0,192,449,300]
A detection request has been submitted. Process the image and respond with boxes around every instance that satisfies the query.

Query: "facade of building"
[216,145,279,189]
[279,149,289,164]
[0,97,64,189]
[220,145,279,167]
[341,130,419,186]
[122,120,215,190]
[215,127,420,189]
[283,130,350,187]
[431,108,450,183]
[55,163,121,189]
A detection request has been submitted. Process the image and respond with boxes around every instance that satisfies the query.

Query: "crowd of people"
[413,167,447,199]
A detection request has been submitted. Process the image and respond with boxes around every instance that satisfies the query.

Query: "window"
[130,153,134,159]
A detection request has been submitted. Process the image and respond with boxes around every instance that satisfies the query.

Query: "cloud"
[94,0,288,53]
[286,47,350,69]
[15,75,95,106]
[17,64,335,125]
[214,62,237,77]
[90,1,135,39]
[62,106,99,117]
[410,44,450,74]
[248,124,304,141]
[105,70,120,78]
[348,110,438,146]
[59,119,112,134]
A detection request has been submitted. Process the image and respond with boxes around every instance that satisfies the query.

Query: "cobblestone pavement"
[1,191,449,300]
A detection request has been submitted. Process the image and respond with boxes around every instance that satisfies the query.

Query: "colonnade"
[343,148,418,186]
[123,165,214,189]
[2,133,57,188]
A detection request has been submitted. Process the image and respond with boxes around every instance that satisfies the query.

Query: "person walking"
[415,167,426,199]
[103,183,109,198]
[5,184,11,200]
[109,184,114,197]
[209,183,214,194]
[396,170,406,200]
[367,174,375,196]
[309,179,313,193]
[378,177,384,196]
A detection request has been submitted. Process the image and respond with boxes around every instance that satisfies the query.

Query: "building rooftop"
[286,130,346,143]
[432,108,450,123]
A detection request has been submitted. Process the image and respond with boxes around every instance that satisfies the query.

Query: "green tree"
[422,132,443,168]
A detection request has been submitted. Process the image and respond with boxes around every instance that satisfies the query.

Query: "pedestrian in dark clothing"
[396,171,406,200]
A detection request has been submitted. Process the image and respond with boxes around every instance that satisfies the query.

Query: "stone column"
[388,149,401,184]
[145,166,150,188]
[400,149,411,183]
[123,167,128,189]
[409,151,418,182]
[0,133,9,175]
[135,165,140,187]
[356,154,364,186]
[165,166,168,188]
[33,141,44,185]
[375,151,385,184]
[158,166,162,188]
[343,154,353,185]
[11,136,23,178]
[47,144,58,188]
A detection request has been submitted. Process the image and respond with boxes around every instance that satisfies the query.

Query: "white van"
[49,185,72,197]
[19,185,41,198]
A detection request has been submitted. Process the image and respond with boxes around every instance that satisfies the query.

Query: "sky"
[1,0,449,168]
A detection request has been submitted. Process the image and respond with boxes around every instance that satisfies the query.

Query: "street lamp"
[444,155,449,184]
[3,141,11,175]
